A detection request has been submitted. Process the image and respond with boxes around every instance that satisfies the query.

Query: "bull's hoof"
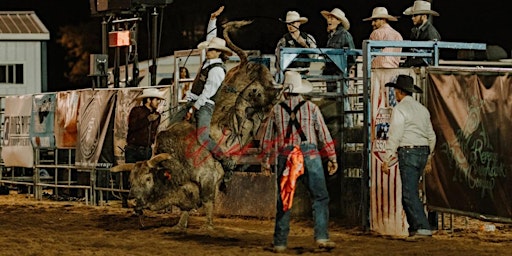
[200,224,215,231]
[169,224,187,234]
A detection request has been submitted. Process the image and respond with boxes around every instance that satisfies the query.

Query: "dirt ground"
[0,192,510,256]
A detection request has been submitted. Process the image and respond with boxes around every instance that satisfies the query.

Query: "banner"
[30,93,56,148]
[1,95,33,167]
[427,68,512,219]
[113,87,170,165]
[55,91,80,148]
[75,89,116,169]
[370,68,416,236]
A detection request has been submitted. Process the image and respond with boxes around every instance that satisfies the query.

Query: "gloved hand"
[185,107,195,121]
[327,160,338,175]
[424,154,433,174]
[382,161,389,175]
[211,6,224,20]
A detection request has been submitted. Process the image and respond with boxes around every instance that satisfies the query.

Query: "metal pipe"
[151,7,158,86]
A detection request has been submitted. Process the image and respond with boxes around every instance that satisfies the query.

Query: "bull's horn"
[147,153,172,168]
[110,163,136,172]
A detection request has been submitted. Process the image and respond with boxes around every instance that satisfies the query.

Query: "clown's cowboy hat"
[363,7,398,22]
[321,8,350,30]
[135,88,166,101]
[197,37,233,56]
[280,11,308,24]
[283,71,313,94]
[403,1,439,16]
[385,75,423,93]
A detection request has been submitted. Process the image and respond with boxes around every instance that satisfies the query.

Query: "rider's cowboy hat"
[280,11,308,24]
[197,37,233,56]
[363,7,398,22]
[385,75,423,93]
[135,88,166,101]
[321,8,350,30]
[283,71,313,94]
[403,1,439,16]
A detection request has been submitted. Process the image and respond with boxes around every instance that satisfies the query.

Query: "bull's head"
[110,153,172,208]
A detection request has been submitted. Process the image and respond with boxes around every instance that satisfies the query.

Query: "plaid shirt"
[369,23,403,68]
[262,95,336,165]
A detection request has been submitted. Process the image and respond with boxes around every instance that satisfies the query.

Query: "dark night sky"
[1,0,511,91]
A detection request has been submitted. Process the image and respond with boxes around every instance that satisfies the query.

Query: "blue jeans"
[398,147,431,231]
[195,102,224,157]
[273,144,330,247]
[170,102,224,158]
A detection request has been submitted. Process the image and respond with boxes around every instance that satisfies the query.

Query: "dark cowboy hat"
[385,75,423,93]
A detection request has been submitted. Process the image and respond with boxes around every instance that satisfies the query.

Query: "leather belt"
[398,145,429,150]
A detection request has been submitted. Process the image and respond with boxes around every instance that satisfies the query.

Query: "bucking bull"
[111,20,282,230]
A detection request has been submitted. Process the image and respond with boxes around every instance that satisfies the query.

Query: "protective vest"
[283,32,312,69]
[190,62,226,98]
[279,101,307,143]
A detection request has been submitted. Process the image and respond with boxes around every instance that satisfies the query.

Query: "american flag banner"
[369,69,417,237]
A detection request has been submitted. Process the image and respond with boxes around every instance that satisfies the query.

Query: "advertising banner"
[427,68,512,219]
[30,93,56,148]
[370,69,416,236]
[1,95,34,167]
[75,89,116,169]
[55,91,80,148]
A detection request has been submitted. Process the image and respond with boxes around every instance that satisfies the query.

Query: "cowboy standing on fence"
[401,0,441,67]
[274,10,317,83]
[363,6,403,68]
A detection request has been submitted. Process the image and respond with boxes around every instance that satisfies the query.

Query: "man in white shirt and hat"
[363,7,403,68]
[381,74,436,239]
[275,10,317,83]
[171,6,236,173]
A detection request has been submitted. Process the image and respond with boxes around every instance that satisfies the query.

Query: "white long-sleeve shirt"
[384,96,436,163]
[186,58,225,109]
[185,18,225,109]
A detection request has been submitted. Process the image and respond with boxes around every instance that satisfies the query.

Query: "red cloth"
[279,145,304,212]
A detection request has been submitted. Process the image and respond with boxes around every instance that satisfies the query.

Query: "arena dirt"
[0,193,510,256]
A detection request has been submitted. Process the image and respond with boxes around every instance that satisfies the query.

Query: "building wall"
[0,41,42,96]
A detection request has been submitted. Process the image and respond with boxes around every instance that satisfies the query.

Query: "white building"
[0,11,49,95]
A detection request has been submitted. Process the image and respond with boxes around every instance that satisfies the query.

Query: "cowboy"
[320,7,355,80]
[275,10,317,83]
[363,7,403,68]
[170,6,236,173]
[382,74,436,240]
[402,0,441,67]
[320,7,356,127]
[123,87,165,207]
[261,71,338,252]
[126,88,165,163]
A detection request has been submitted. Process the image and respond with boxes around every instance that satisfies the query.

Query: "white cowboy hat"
[283,71,313,94]
[197,37,233,56]
[321,8,350,30]
[363,7,398,21]
[280,11,308,24]
[403,1,439,16]
[135,88,166,100]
